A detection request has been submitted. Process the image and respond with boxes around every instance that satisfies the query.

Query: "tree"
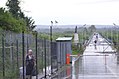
[6,0,21,18]
[88,25,96,34]
[0,8,26,32]
[25,17,36,31]
[6,0,36,31]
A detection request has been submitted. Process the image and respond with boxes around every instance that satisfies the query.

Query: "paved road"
[72,33,119,79]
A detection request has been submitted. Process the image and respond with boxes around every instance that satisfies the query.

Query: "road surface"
[71,33,119,79]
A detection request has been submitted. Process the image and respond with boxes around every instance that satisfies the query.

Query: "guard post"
[56,37,72,67]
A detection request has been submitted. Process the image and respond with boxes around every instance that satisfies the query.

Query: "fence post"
[42,51,43,73]
[22,31,25,79]
[2,31,5,79]
[26,34,29,53]
[16,39,19,71]
[11,43,14,72]
[50,26,53,74]
[60,42,62,68]
[35,31,38,79]
[41,40,44,73]
[44,39,47,78]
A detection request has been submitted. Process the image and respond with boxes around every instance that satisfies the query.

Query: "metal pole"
[82,24,86,44]
[117,26,119,62]
[44,39,47,78]
[22,31,25,79]
[2,32,5,78]
[60,42,62,68]
[11,43,14,72]
[111,28,113,42]
[82,29,83,43]
[47,41,49,71]
[113,24,118,45]
[113,23,119,49]
[35,32,38,79]
[117,28,119,47]
[85,27,87,40]
[42,51,43,73]
[50,26,53,74]
[116,28,118,43]
[112,28,114,41]
[10,33,13,69]
[27,34,29,53]
[41,40,44,73]
[107,27,108,39]
[16,40,19,70]
[116,26,118,44]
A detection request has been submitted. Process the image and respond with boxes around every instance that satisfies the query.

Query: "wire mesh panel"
[0,30,4,78]
[51,42,58,72]
[0,30,52,79]
[0,30,23,79]
[45,40,51,74]
[0,29,73,79]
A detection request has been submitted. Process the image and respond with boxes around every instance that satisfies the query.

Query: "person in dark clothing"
[96,35,98,39]
[94,40,97,49]
[94,40,97,44]
[26,49,35,79]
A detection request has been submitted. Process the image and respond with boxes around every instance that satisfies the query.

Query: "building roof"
[56,37,72,41]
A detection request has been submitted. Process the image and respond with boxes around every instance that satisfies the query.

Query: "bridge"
[0,31,119,79]
[64,33,119,79]
[36,33,119,79]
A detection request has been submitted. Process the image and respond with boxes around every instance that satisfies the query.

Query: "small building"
[56,37,72,68]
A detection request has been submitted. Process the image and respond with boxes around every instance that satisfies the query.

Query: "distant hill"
[34,25,117,33]
[35,25,115,29]
[95,25,115,28]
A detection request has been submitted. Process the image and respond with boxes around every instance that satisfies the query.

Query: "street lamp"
[82,24,86,44]
[113,23,119,63]
[83,24,87,41]
[106,26,108,39]
[113,23,119,47]
[110,25,113,42]
[113,23,118,42]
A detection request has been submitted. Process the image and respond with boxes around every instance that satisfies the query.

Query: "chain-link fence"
[0,29,73,79]
[0,29,52,79]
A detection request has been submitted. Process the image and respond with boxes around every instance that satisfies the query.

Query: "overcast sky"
[1,0,119,25]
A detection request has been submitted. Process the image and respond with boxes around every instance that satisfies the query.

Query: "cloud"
[0,0,7,7]
[75,0,119,5]
[1,0,119,25]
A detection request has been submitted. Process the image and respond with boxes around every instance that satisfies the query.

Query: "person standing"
[94,40,97,49]
[25,49,35,79]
